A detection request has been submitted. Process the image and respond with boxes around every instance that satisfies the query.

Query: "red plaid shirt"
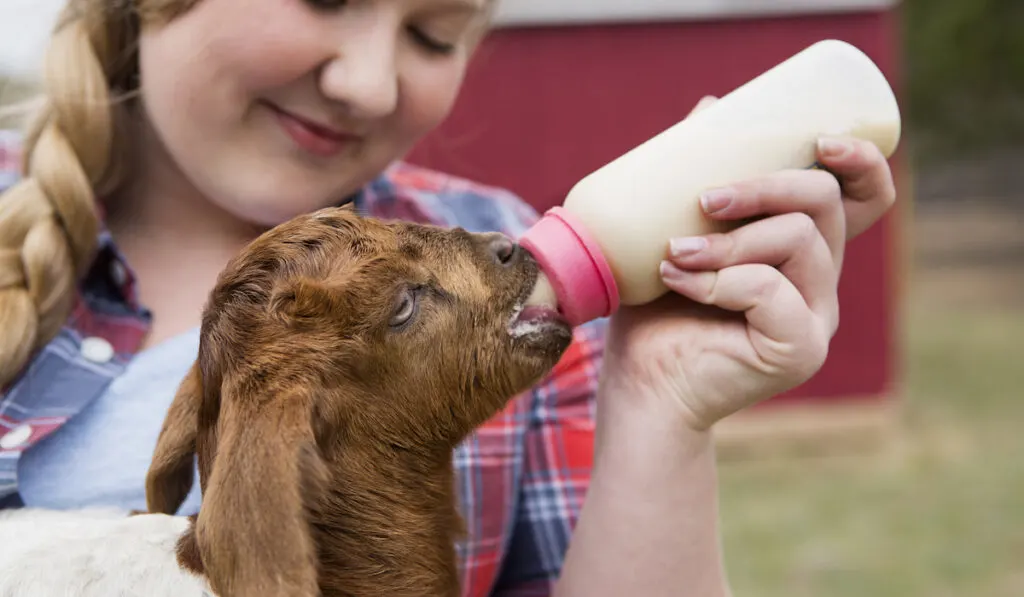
[0,130,606,596]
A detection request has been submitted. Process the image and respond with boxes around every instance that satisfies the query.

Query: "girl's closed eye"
[303,0,348,10]
[407,26,456,55]
[301,0,457,55]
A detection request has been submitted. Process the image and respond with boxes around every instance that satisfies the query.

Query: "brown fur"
[143,206,572,597]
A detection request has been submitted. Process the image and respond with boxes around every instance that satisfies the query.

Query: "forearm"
[554,384,731,597]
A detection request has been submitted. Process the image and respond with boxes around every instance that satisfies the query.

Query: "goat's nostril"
[489,236,517,265]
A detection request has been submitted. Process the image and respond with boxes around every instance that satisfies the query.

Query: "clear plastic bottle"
[518,39,902,327]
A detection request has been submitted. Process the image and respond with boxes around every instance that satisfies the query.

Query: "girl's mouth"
[264,102,359,158]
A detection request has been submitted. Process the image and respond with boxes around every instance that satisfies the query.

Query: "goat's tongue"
[516,305,563,324]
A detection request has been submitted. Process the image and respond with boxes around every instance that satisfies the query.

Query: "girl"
[0,1,897,595]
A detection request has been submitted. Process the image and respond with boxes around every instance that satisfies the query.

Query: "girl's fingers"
[698,168,846,270]
[659,262,829,379]
[815,136,898,240]
[667,212,840,335]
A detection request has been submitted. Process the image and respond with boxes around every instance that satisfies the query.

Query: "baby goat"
[0,206,571,597]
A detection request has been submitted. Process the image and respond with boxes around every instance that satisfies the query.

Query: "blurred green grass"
[718,299,1024,596]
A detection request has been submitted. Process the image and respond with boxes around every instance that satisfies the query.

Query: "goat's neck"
[314,446,462,597]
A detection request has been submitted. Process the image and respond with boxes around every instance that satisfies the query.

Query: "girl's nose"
[319,36,399,120]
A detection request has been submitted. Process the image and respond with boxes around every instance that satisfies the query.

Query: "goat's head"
[143,206,571,597]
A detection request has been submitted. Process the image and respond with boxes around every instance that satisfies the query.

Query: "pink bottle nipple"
[518,206,620,327]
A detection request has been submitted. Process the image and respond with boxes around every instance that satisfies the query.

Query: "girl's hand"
[600,98,897,431]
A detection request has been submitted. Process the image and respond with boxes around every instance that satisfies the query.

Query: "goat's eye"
[389,287,419,329]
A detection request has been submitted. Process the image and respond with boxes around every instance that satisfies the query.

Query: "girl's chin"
[223,196,348,229]
[210,177,362,228]
[190,149,380,228]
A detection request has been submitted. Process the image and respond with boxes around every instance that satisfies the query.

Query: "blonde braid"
[0,0,140,388]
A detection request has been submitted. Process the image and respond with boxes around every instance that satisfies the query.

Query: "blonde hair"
[0,0,195,388]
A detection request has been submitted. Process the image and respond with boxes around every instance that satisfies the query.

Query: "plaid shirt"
[0,130,606,596]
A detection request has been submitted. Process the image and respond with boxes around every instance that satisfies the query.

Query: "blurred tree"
[904,0,1024,162]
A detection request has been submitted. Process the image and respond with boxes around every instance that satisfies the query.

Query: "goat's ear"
[145,361,202,514]
[192,383,329,597]
[270,276,349,323]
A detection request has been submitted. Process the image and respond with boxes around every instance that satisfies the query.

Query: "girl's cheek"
[212,28,329,91]
[167,0,330,92]
[399,59,467,130]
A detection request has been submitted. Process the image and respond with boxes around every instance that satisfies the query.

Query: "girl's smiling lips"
[263,101,361,158]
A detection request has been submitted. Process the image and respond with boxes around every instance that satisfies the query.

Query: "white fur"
[0,508,212,597]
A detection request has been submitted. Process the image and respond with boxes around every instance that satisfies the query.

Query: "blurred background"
[2,0,1021,595]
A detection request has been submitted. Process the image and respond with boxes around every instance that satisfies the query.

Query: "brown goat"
[143,205,573,597]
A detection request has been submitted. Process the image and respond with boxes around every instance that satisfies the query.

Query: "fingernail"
[660,260,687,280]
[669,236,708,257]
[700,188,732,214]
[817,137,853,160]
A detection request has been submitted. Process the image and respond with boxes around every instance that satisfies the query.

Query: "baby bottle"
[518,39,903,327]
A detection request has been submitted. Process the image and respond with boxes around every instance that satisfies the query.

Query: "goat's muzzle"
[494,235,572,360]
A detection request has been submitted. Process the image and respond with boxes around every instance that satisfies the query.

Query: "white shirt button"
[80,336,115,364]
[0,425,32,450]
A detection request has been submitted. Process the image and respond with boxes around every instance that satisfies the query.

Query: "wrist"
[596,364,716,435]
[594,374,716,460]
[560,380,727,597]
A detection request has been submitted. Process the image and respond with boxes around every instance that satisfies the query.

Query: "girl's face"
[137,0,488,226]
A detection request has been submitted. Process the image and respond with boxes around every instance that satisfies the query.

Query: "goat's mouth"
[508,270,570,340]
